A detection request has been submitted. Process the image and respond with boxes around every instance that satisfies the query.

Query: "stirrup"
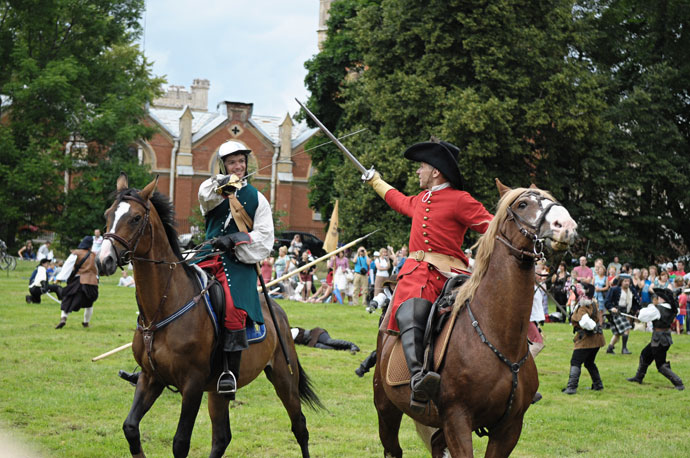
[217,370,237,395]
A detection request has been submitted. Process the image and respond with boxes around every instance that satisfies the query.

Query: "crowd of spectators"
[548,256,690,335]
[259,242,414,308]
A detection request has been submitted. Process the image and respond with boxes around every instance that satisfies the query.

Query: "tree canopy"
[304,0,690,265]
[0,0,161,250]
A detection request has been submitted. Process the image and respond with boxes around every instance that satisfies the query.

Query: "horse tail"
[298,359,325,411]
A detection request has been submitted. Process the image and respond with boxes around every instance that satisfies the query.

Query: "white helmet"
[217,140,251,175]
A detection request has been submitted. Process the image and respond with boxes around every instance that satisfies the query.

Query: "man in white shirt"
[26,258,62,304]
[118,269,135,287]
[36,241,53,262]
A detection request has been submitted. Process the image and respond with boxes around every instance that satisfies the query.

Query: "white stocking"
[83,307,93,324]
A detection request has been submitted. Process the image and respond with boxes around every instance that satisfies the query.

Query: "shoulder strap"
[69,251,91,281]
[228,193,253,233]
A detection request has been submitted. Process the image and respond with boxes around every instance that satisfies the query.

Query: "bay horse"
[374,179,578,457]
[97,174,320,458]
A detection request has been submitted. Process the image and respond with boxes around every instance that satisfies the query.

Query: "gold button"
[436,276,440,280]
[424,216,428,220]
[428,248,432,252]
[423,232,428,236]
[424,240,429,244]
[427,200,431,204]
[422,224,427,228]
[425,208,430,212]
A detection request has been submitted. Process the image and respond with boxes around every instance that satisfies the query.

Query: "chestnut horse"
[374,180,577,457]
[97,174,320,458]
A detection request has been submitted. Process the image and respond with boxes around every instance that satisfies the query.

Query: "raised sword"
[295,98,375,180]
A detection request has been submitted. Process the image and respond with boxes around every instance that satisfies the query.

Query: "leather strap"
[411,250,467,274]
[228,193,253,233]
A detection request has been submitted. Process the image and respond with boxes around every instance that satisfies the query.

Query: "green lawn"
[1,260,689,457]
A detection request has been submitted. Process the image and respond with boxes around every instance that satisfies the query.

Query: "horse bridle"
[496,190,560,264]
[104,193,152,267]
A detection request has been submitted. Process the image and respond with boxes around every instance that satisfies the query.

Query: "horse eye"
[517,201,527,209]
[131,215,142,224]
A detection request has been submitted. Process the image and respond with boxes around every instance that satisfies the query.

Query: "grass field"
[1,259,689,457]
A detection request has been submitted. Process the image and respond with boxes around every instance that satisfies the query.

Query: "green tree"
[575,0,690,264]
[305,0,609,252]
[0,0,162,249]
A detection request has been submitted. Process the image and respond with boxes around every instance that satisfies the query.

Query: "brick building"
[138,79,324,238]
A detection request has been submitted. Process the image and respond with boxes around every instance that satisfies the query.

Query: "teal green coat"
[199,185,263,325]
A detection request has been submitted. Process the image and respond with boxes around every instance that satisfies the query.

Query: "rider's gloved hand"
[212,233,252,253]
[363,171,394,199]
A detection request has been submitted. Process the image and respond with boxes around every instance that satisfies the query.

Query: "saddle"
[386,274,469,386]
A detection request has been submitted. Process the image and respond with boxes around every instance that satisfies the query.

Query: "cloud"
[142,0,320,115]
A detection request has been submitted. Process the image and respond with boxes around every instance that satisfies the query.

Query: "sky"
[141,0,321,118]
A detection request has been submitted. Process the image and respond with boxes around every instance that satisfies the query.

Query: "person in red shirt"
[365,139,493,413]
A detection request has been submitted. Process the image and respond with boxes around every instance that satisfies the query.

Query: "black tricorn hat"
[653,287,676,306]
[403,140,465,190]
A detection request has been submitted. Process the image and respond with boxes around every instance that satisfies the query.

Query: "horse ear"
[139,175,159,200]
[529,183,539,189]
[116,172,129,192]
[495,178,511,197]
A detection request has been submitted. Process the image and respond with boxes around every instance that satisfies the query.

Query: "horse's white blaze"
[112,202,131,232]
[99,239,114,263]
[530,195,544,221]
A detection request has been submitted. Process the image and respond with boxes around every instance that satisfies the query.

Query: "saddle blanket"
[193,265,266,345]
[386,311,458,387]
[247,323,267,344]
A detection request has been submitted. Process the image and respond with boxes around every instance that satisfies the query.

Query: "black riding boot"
[218,329,247,399]
[562,366,581,395]
[587,365,603,390]
[119,370,141,386]
[621,335,631,354]
[355,350,377,377]
[323,338,360,354]
[658,362,685,391]
[218,351,242,399]
[396,298,439,414]
[626,354,649,384]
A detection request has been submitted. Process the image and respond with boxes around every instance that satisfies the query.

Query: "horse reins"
[104,193,153,267]
[497,190,561,264]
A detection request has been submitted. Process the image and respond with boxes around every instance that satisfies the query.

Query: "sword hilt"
[360,167,376,182]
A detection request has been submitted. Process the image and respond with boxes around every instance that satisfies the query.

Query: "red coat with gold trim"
[384,186,493,332]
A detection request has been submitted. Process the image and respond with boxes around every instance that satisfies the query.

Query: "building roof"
[148,106,317,148]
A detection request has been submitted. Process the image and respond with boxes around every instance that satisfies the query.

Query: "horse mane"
[115,188,184,261]
[453,186,555,314]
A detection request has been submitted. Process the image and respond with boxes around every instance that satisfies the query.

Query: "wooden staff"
[92,342,132,362]
[261,230,378,291]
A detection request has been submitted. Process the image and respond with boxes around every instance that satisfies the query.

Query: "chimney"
[223,101,253,122]
[191,79,210,111]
